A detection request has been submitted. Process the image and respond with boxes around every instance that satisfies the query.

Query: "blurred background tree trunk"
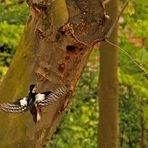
[98,0,119,147]
[0,0,107,147]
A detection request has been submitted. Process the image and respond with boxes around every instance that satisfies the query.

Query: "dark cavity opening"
[66,45,76,53]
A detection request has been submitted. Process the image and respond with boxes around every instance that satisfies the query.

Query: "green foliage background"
[0,0,147,147]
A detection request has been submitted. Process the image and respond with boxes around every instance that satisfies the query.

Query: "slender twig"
[103,0,148,80]
[106,39,148,78]
[105,0,130,39]
[91,0,130,46]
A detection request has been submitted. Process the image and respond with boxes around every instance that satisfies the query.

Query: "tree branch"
[105,0,129,39]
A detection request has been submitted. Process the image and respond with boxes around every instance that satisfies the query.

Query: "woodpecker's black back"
[27,84,38,123]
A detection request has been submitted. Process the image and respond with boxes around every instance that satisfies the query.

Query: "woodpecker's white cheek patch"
[20,97,27,106]
[36,94,45,102]
[32,87,36,93]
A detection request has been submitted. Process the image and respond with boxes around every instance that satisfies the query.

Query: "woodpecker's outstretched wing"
[37,86,69,107]
[0,97,28,113]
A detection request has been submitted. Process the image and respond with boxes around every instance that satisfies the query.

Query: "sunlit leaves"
[0,3,28,25]
[134,0,148,6]
[126,1,135,16]
[0,2,27,75]
[0,22,24,52]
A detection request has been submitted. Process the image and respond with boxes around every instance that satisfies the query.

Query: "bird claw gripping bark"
[0,84,69,123]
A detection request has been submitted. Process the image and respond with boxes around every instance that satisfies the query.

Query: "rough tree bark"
[98,0,119,147]
[0,0,110,147]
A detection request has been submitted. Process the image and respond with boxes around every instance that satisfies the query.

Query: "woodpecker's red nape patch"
[36,103,41,112]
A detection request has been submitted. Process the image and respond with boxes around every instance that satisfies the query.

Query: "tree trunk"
[0,0,108,147]
[98,0,119,147]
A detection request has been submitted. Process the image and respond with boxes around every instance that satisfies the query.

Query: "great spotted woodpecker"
[0,84,68,123]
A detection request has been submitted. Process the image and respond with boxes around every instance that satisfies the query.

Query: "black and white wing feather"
[0,97,28,113]
[37,86,69,107]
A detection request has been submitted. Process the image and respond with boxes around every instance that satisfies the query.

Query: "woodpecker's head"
[29,84,36,93]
